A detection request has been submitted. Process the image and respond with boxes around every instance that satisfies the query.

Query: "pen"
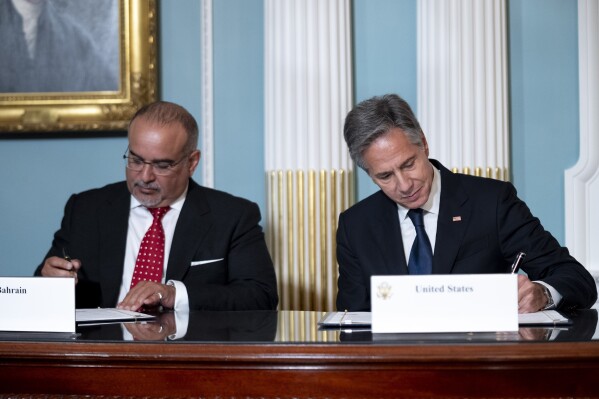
[62,247,76,277]
[62,247,72,262]
[510,251,526,274]
[340,309,348,324]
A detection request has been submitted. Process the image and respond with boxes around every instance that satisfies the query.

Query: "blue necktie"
[407,208,433,274]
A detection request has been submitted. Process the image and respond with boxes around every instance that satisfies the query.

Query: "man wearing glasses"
[35,101,278,312]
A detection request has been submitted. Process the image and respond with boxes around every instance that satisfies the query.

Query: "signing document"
[319,310,569,328]
[76,308,155,325]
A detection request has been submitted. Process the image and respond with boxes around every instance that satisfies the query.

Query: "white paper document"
[76,308,155,324]
[318,311,371,327]
[318,310,570,328]
[518,310,571,326]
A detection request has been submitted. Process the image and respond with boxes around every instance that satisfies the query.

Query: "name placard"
[0,277,75,333]
[371,274,518,333]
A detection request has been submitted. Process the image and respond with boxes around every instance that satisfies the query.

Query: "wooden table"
[1,310,598,398]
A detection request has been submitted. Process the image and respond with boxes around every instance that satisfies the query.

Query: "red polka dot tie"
[130,206,170,288]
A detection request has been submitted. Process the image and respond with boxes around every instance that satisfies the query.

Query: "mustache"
[133,181,160,191]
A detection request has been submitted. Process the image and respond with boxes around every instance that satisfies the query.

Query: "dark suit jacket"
[35,180,278,310]
[336,160,597,311]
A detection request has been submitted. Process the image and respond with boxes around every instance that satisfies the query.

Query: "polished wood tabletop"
[0,309,598,398]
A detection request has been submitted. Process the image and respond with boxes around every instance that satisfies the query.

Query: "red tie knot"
[148,206,170,221]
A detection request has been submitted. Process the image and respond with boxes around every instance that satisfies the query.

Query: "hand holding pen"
[510,251,550,313]
[62,247,79,281]
[39,247,81,283]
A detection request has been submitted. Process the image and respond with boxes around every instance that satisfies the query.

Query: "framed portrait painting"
[0,0,157,133]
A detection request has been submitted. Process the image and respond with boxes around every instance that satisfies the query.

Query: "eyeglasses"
[123,149,189,176]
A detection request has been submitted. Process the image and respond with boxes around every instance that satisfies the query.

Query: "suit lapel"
[98,183,130,306]
[371,192,409,274]
[431,161,471,274]
[166,181,212,281]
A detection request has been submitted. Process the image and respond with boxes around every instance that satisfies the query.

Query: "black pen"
[510,251,526,274]
[62,247,72,262]
[62,247,76,276]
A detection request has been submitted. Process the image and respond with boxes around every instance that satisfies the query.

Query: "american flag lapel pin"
[452,216,462,222]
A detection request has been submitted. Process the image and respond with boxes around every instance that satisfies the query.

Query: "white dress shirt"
[117,190,190,311]
[11,0,43,59]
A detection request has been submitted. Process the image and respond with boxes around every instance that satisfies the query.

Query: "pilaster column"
[417,0,509,180]
[264,0,353,311]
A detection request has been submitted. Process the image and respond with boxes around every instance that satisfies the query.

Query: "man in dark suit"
[36,101,278,311]
[337,94,597,313]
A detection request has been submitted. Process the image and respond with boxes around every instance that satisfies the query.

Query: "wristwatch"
[540,285,555,310]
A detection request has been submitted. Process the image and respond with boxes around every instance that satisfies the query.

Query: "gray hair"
[129,101,199,154]
[343,94,425,171]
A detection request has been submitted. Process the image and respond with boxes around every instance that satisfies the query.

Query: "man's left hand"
[117,281,176,311]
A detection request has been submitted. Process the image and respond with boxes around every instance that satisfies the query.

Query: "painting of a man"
[0,0,119,93]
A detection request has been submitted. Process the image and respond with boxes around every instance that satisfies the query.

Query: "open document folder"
[318,310,571,329]
[76,308,155,325]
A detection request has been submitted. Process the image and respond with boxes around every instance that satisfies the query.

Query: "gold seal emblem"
[377,281,393,300]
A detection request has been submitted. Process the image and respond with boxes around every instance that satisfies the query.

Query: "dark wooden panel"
[1,341,599,398]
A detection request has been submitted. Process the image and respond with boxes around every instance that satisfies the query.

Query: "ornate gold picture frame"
[0,0,157,133]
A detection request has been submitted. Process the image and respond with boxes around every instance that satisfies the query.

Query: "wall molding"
[200,0,214,188]
[564,0,599,275]
[264,0,353,311]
